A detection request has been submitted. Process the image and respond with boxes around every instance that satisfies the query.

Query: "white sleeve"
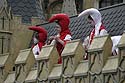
[64,34,72,41]
[83,36,90,49]
[32,44,40,58]
[111,36,122,54]
[99,29,108,36]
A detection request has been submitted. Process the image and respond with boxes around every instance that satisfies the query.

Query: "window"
[49,1,63,14]
[75,0,83,14]
[99,0,123,8]
[0,17,11,54]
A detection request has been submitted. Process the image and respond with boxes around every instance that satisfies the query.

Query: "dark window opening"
[99,0,123,8]
[75,0,83,14]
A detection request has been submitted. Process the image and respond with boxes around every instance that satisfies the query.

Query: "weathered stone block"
[117,32,125,49]
[117,32,125,83]
[15,48,35,83]
[4,72,16,83]
[74,60,89,83]
[48,64,62,83]
[102,56,119,73]
[0,30,12,54]
[88,35,112,83]
[36,45,59,82]
[11,15,33,62]
[0,53,13,83]
[0,54,9,67]
[88,35,112,70]
[62,39,85,77]
[0,55,9,83]
[63,77,75,83]
[25,69,37,83]
[102,56,119,83]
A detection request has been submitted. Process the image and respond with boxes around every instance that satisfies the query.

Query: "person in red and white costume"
[78,8,107,59]
[48,13,72,64]
[28,26,47,58]
[78,8,121,58]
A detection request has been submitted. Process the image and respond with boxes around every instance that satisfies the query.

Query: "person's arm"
[63,34,72,45]
[82,36,90,50]
[55,37,65,46]
[99,29,108,36]
[55,34,72,46]
[46,35,59,45]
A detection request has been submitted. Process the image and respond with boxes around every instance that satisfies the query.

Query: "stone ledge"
[102,56,119,73]
[15,49,31,65]
[74,60,89,76]
[25,69,37,82]
[48,64,62,80]
[0,55,9,67]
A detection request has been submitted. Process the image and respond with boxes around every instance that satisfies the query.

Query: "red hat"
[48,13,71,39]
[29,26,47,43]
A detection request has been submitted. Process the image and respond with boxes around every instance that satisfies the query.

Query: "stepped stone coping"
[4,71,16,83]
[102,56,119,73]
[15,48,31,65]
[0,55,9,67]
[117,32,125,48]
[74,60,89,76]
[48,64,62,80]
[0,30,12,34]
[25,69,37,82]
[62,39,81,56]
[88,35,110,52]
[36,44,55,60]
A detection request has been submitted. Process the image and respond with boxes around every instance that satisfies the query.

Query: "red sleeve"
[63,40,70,46]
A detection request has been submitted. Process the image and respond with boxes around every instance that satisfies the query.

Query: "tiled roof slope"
[40,3,125,42]
[7,0,45,23]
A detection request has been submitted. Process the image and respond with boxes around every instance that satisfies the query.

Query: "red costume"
[49,13,71,64]
[29,26,47,58]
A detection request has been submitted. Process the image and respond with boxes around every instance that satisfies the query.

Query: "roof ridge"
[99,2,125,10]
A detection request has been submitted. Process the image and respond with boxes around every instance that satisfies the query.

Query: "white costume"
[78,8,107,49]
[32,44,40,58]
[78,8,121,55]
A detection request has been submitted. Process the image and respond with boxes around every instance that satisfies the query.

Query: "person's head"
[55,24,61,33]
[29,26,47,44]
[48,13,70,34]
[88,15,95,25]
[33,32,39,45]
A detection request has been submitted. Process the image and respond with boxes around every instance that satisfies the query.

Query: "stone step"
[48,64,62,82]
[36,44,59,82]
[25,68,37,83]
[0,53,13,83]
[14,48,35,83]
[4,71,16,83]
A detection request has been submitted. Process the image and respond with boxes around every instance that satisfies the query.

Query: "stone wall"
[0,7,42,82]
[3,32,125,83]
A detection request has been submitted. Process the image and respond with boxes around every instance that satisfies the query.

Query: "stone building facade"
[0,0,125,83]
